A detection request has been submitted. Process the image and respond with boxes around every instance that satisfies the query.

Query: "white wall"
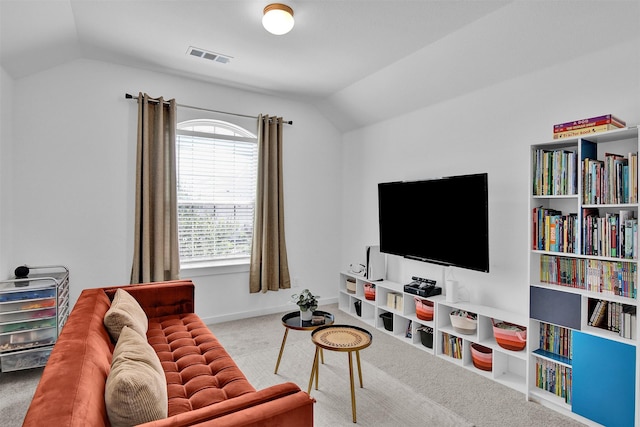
[9,59,342,322]
[5,31,639,326]
[0,66,13,280]
[341,38,640,315]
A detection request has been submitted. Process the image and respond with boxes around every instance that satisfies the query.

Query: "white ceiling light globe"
[262,4,295,35]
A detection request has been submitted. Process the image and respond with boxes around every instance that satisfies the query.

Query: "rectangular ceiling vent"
[187,46,232,64]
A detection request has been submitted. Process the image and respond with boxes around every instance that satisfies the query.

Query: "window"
[176,119,258,266]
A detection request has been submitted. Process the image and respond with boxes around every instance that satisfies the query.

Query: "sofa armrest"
[139,382,314,427]
[103,279,195,318]
[23,289,114,427]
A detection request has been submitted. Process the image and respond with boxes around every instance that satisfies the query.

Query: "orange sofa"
[23,280,314,426]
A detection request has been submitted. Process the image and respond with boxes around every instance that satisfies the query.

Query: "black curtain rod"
[124,93,292,125]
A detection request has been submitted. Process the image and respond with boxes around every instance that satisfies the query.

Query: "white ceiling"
[1,1,639,132]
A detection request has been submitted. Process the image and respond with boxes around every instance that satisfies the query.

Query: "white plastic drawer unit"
[0,265,69,372]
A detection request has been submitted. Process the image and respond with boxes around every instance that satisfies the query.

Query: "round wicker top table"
[311,324,372,351]
[308,324,373,423]
[274,310,334,374]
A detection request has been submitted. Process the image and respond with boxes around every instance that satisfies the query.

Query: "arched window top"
[175,118,258,266]
[178,119,256,139]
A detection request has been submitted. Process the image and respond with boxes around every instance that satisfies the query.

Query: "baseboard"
[201,297,338,325]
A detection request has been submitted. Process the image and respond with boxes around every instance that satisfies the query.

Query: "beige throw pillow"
[105,325,168,427]
[104,288,148,341]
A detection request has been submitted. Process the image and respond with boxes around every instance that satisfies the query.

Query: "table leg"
[320,348,324,364]
[307,347,319,394]
[356,349,363,387]
[274,328,289,374]
[348,351,357,423]
[315,348,320,390]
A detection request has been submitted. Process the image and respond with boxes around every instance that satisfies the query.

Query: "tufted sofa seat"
[23,280,314,426]
[148,313,255,416]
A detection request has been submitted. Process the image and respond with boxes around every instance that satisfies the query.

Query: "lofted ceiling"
[1,1,639,132]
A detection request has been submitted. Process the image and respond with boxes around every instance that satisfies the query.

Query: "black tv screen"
[378,173,489,273]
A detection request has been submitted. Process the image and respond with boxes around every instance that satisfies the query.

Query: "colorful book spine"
[580,210,638,261]
[554,124,622,140]
[540,254,637,298]
[586,299,636,338]
[531,207,578,254]
[532,149,577,196]
[553,114,626,133]
[535,357,572,404]
[441,332,463,360]
[539,323,572,360]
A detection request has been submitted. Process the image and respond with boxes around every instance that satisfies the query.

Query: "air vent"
[186,46,232,64]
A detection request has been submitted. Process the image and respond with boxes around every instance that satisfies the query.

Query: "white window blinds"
[176,121,258,264]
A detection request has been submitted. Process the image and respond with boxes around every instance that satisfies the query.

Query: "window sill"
[180,259,250,277]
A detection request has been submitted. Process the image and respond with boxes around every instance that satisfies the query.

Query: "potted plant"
[292,289,319,321]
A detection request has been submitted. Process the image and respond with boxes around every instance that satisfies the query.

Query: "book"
[592,300,608,327]
[532,149,577,196]
[554,114,626,133]
[581,152,637,206]
[554,119,625,134]
[554,117,625,133]
[554,124,622,140]
[588,300,602,325]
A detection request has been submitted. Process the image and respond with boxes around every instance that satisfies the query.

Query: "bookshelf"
[338,273,528,394]
[529,126,639,427]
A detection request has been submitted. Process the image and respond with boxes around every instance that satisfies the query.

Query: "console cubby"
[338,275,376,326]
[583,296,636,343]
[338,271,528,393]
[412,322,434,353]
[393,314,412,344]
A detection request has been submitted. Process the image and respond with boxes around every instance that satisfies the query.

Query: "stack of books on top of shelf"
[553,114,626,140]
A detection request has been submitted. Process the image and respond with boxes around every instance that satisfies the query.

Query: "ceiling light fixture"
[262,3,295,35]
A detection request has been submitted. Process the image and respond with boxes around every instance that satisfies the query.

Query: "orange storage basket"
[414,297,434,321]
[492,319,526,351]
[471,343,492,371]
[364,283,376,301]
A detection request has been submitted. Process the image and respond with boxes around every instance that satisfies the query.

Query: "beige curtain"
[249,115,291,293]
[130,92,180,284]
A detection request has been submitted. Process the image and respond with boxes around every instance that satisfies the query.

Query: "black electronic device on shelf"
[404,276,442,297]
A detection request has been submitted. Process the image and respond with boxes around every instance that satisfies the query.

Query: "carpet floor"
[231,340,472,426]
[211,303,586,427]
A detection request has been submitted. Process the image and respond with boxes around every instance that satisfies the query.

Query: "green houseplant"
[292,289,319,320]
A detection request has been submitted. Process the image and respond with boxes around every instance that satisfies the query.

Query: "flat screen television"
[377,173,489,273]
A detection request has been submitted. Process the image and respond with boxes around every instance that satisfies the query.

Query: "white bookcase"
[339,271,528,394]
[528,126,639,427]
